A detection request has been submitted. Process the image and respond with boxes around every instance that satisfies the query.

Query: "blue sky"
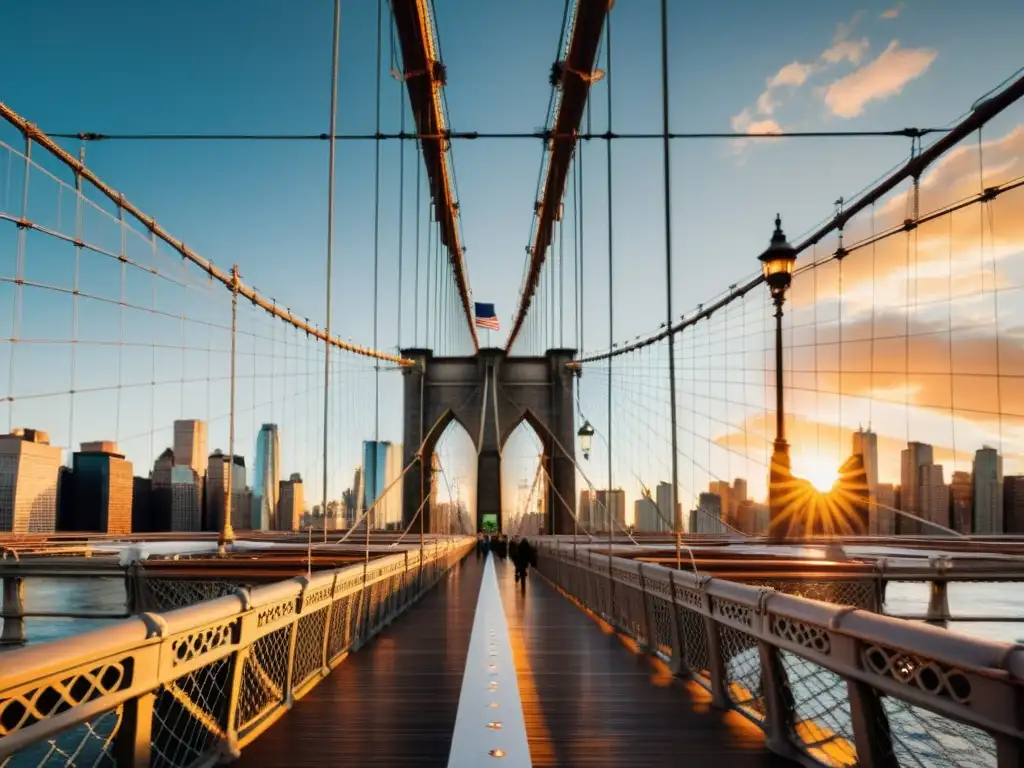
[1,1,1023,517]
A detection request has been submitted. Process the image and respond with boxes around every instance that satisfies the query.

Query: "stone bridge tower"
[400,348,577,533]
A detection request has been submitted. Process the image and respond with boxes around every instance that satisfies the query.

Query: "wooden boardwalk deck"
[237,551,793,766]
[235,554,484,766]
[495,558,792,767]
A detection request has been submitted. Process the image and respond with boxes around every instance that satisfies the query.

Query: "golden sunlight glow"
[792,454,840,492]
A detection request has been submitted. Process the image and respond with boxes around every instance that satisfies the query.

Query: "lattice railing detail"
[779,652,856,767]
[712,597,754,628]
[0,707,122,768]
[646,593,676,659]
[326,594,355,661]
[170,620,240,667]
[151,657,231,768]
[530,539,1021,767]
[720,625,765,718]
[880,695,995,767]
[0,659,133,736]
[235,627,289,733]
[862,644,972,704]
[772,616,831,655]
[676,605,709,678]
[746,579,878,612]
[0,537,475,767]
[134,578,242,613]
[292,610,329,689]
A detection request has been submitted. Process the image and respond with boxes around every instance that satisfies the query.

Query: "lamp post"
[759,215,797,540]
[577,420,595,461]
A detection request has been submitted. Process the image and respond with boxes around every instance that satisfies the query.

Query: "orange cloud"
[731,110,783,135]
[781,123,1024,311]
[729,16,871,139]
[823,41,937,118]
[880,3,905,20]
[768,61,815,89]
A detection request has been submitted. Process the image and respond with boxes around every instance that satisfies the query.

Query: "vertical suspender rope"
[149,229,158,474]
[438,225,443,351]
[395,18,405,351]
[9,135,30,433]
[414,147,422,347]
[116,200,127,447]
[369,0,383,555]
[559,198,565,347]
[70,144,84,464]
[425,207,433,348]
[605,16,614,560]
[659,0,682,566]
[222,264,240,550]
[322,0,341,543]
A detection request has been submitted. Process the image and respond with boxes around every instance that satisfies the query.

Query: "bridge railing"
[535,540,1024,768]
[0,537,474,767]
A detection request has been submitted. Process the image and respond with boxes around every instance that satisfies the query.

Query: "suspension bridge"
[2,0,1024,765]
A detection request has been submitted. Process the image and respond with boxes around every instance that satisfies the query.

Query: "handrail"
[0,537,474,765]
[535,539,1024,765]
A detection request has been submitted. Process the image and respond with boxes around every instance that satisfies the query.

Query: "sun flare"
[792,454,840,493]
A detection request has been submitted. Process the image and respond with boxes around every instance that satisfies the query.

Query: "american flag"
[474,302,500,331]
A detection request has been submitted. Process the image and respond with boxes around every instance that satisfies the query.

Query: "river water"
[10,577,1022,646]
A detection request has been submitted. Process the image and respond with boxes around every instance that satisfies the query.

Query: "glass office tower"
[252,424,280,530]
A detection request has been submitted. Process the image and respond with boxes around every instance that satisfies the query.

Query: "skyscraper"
[693,492,724,533]
[950,471,973,534]
[170,465,202,532]
[875,483,897,535]
[207,451,247,533]
[278,473,304,532]
[708,480,731,525]
[900,442,933,534]
[361,440,403,530]
[70,441,133,534]
[253,424,281,530]
[918,464,949,532]
[635,495,659,533]
[173,420,208,474]
[654,481,680,533]
[591,489,625,533]
[132,476,153,533]
[852,427,880,533]
[1004,476,1024,534]
[0,429,62,533]
[577,490,593,530]
[973,446,1003,535]
[150,448,175,532]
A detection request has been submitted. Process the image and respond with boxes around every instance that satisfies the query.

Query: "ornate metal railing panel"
[0,537,473,767]
[535,542,1024,768]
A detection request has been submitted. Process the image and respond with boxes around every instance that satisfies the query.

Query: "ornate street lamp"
[759,215,797,539]
[577,420,595,460]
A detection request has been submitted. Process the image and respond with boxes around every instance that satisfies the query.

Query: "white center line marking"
[447,556,531,767]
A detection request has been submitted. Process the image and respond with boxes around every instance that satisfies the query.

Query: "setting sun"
[792,455,840,493]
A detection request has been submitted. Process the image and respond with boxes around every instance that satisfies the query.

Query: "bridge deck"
[239,552,791,767]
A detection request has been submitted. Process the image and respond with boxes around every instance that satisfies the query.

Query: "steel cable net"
[562,94,1024,767]
[0,127,388,536]
[573,106,1024,545]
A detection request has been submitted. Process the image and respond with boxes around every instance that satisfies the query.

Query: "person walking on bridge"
[513,537,535,590]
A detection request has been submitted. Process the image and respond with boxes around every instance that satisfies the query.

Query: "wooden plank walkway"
[235,554,484,766]
[237,551,793,766]
[495,558,794,768]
